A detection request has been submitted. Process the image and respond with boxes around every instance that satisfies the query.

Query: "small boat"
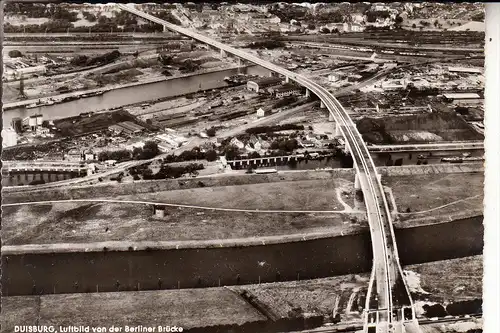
[26,103,39,109]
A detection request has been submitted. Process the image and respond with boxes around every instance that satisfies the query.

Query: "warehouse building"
[246,77,283,93]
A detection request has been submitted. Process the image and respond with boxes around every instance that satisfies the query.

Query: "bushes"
[246,40,286,49]
[206,127,217,137]
[142,163,204,180]
[270,138,298,152]
[8,50,23,58]
[98,150,132,162]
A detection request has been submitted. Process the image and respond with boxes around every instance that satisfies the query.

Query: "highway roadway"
[117,4,415,332]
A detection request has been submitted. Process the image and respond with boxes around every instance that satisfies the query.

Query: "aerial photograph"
[1,2,485,333]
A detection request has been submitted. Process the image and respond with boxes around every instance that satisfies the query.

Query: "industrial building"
[270,84,303,98]
[22,114,43,131]
[108,121,146,135]
[443,93,482,101]
[246,77,283,93]
[447,67,483,74]
[2,127,18,147]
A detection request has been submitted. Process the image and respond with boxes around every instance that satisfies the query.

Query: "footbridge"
[117,4,420,332]
[2,160,87,173]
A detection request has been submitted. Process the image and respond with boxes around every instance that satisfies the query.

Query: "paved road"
[2,198,346,214]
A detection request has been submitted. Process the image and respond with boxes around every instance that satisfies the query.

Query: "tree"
[206,127,216,137]
[98,151,109,161]
[205,150,218,162]
[412,23,417,29]
[248,151,261,159]
[8,50,23,58]
[307,23,315,30]
[246,165,253,174]
[142,141,160,159]
[320,27,330,34]
[224,145,240,160]
[395,15,403,26]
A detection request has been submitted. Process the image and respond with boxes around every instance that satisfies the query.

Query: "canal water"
[371,150,484,166]
[3,65,271,127]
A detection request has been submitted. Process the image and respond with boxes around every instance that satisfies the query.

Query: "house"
[299,139,315,148]
[229,137,245,149]
[328,73,343,82]
[246,77,283,93]
[381,79,407,91]
[83,150,96,161]
[256,107,265,118]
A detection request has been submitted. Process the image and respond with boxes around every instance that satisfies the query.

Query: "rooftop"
[443,93,481,100]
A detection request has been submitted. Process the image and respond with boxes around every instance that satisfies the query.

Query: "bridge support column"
[285,76,290,83]
[320,100,326,109]
[335,122,341,136]
[305,89,310,98]
[220,49,227,58]
[328,112,334,122]
[163,25,168,33]
[354,173,361,190]
[237,58,242,66]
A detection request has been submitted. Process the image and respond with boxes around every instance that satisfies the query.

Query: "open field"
[406,255,483,302]
[0,288,266,333]
[384,172,484,221]
[119,179,354,212]
[1,202,357,245]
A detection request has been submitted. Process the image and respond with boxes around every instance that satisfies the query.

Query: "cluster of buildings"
[246,77,303,98]
[155,131,188,151]
[370,64,484,93]
[3,60,47,80]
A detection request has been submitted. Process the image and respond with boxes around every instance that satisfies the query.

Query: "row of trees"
[97,141,160,162]
[70,50,121,67]
[163,148,218,163]
[246,124,304,135]
[141,163,204,180]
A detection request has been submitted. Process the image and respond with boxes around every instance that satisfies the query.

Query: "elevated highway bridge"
[118,4,421,332]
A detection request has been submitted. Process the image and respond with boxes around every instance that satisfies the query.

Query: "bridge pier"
[328,112,334,122]
[320,100,326,109]
[220,49,227,58]
[285,76,290,83]
[163,25,168,33]
[335,122,341,136]
[354,173,361,190]
[305,89,310,98]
